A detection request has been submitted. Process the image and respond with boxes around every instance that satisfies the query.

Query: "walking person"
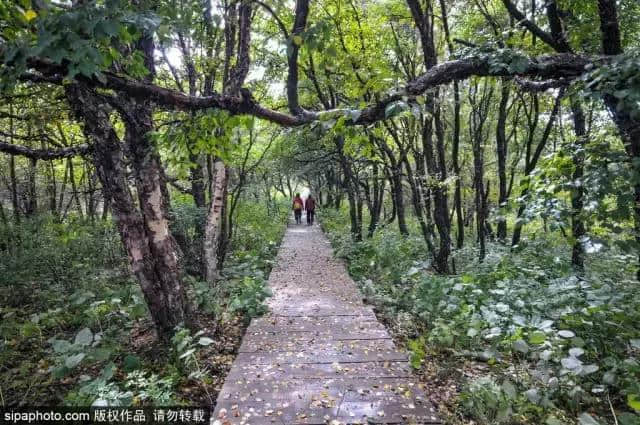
[292,193,303,224]
[305,194,316,225]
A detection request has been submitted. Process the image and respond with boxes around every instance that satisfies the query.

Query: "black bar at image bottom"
[1,407,211,424]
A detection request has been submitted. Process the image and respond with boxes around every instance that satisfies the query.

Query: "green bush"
[1,197,288,406]
[322,208,640,425]
[229,276,272,320]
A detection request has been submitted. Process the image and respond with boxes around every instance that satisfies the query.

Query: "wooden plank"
[250,315,383,332]
[211,224,440,425]
[225,361,414,381]
[235,339,408,365]
[239,329,391,352]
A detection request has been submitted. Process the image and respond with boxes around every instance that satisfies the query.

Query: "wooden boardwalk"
[213,218,440,424]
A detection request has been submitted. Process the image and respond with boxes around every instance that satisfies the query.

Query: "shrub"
[322,208,640,424]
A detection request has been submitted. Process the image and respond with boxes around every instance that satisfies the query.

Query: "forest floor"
[0,205,286,407]
[212,215,440,425]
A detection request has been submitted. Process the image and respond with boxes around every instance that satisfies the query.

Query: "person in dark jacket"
[305,194,316,225]
[292,193,303,224]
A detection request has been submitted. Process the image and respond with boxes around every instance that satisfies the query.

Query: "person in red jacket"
[305,194,316,225]
[292,193,303,224]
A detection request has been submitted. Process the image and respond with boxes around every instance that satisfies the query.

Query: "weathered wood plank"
[212,222,440,425]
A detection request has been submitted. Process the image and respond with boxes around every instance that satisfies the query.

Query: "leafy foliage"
[1,0,160,88]
[0,196,287,406]
[323,208,640,424]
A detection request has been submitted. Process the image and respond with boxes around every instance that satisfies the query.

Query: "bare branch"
[0,141,90,160]
[251,0,289,39]
[501,0,568,52]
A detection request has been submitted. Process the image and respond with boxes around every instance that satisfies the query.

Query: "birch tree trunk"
[204,158,228,284]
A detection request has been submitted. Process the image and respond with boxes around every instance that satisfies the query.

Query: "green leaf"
[198,337,214,346]
[513,339,529,353]
[65,352,86,369]
[53,366,69,379]
[101,362,116,380]
[93,348,112,361]
[578,412,601,425]
[20,322,39,337]
[614,89,629,99]
[502,380,516,399]
[525,388,540,404]
[617,412,640,425]
[529,331,546,344]
[52,339,71,353]
[628,394,640,412]
[24,9,37,21]
[75,328,93,346]
[102,20,119,37]
[558,330,575,338]
[292,35,303,46]
[561,356,582,370]
[123,354,141,372]
[179,348,196,359]
[581,364,599,375]
[569,347,584,357]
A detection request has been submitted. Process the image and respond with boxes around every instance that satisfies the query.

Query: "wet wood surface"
[213,218,440,424]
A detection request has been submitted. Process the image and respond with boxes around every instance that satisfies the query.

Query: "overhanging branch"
[21,53,593,127]
[0,141,91,160]
[514,76,571,92]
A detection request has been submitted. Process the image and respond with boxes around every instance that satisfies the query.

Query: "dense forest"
[1,0,639,424]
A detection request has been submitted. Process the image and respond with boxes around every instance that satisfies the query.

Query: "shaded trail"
[213,217,440,424]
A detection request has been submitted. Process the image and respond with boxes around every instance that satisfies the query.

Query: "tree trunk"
[404,156,435,252]
[87,164,98,222]
[25,157,37,217]
[367,163,382,237]
[433,110,452,271]
[68,158,83,218]
[9,155,19,223]
[377,136,408,236]
[570,98,586,271]
[511,94,561,246]
[336,137,362,240]
[204,158,228,284]
[66,84,190,341]
[595,0,640,280]
[346,184,360,241]
[102,192,110,220]
[217,167,230,269]
[496,79,510,241]
[422,113,450,272]
[58,159,68,215]
[190,154,207,208]
[469,83,493,261]
[452,82,464,249]
[0,199,6,225]
[473,141,486,262]
[391,166,408,236]
[356,190,364,238]
[123,105,190,334]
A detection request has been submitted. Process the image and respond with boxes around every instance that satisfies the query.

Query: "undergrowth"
[0,200,287,407]
[321,208,640,425]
